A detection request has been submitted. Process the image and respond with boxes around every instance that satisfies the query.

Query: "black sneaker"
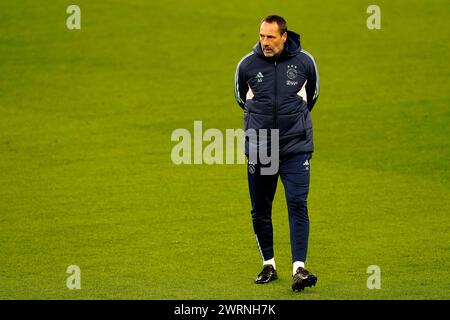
[292,267,317,291]
[255,265,278,284]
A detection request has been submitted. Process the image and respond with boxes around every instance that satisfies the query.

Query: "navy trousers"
[247,152,312,263]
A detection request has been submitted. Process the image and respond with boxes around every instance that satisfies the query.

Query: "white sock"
[293,261,305,275]
[263,258,276,270]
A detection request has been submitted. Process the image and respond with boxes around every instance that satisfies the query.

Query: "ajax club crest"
[248,162,256,174]
[286,65,298,86]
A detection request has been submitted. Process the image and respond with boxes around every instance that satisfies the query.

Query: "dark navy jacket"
[234,31,319,159]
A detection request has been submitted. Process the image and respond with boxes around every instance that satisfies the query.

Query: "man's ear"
[281,32,287,43]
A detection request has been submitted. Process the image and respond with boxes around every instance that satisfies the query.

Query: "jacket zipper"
[273,61,278,129]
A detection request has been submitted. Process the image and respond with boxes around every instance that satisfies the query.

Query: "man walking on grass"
[234,15,320,291]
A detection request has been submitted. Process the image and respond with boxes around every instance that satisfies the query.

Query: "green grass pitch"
[0,0,449,299]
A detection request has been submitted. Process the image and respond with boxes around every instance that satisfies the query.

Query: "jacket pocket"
[246,111,273,131]
[278,111,306,139]
[304,110,312,130]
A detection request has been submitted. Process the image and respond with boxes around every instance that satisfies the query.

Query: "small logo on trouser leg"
[248,162,255,174]
[303,159,309,171]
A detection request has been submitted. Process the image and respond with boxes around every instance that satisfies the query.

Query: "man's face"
[259,21,287,57]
